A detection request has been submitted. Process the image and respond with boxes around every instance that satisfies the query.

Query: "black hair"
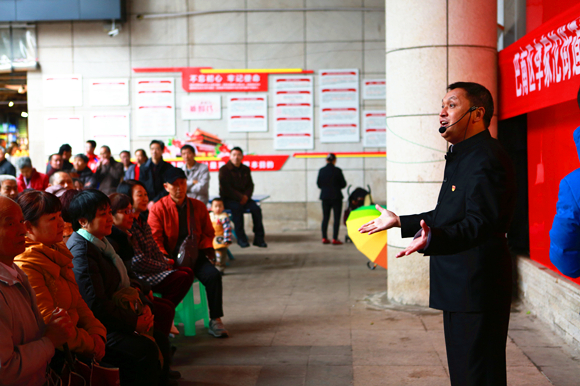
[100,145,111,154]
[447,82,494,129]
[68,189,111,231]
[117,180,147,205]
[59,144,72,155]
[180,144,196,155]
[326,153,336,162]
[86,140,97,149]
[135,149,148,159]
[109,193,132,215]
[120,150,131,157]
[59,189,81,223]
[74,153,89,164]
[48,153,60,162]
[17,190,62,226]
[150,140,165,151]
[231,147,243,155]
[211,197,224,204]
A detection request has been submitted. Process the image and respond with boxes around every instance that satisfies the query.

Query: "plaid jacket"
[130,217,175,286]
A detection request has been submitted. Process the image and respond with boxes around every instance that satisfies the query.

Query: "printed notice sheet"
[182,94,221,120]
[273,76,314,150]
[362,79,386,100]
[227,94,268,132]
[43,74,83,107]
[89,78,129,106]
[362,111,386,148]
[319,69,360,143]
[89,112,131,155]
[135,78,175,136]
[44,116,84,155]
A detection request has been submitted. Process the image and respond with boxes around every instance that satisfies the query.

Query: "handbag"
[175,199,199,269]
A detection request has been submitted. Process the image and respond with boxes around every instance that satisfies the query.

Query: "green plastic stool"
[173,279,210,336]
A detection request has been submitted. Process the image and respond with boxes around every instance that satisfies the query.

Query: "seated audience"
[120,150,134,174]
[47,171,74,198]
[140,140,172,205]
[0,196,74,386]
[219,147,266,248]
[14,191,107,365]
[95,146,124,195]
[125,148,148,181]
[5,141,19,166]
[209,198,232,274]
[107,191,180,339]
[59,189,80,244]
[73,178,83,190]
[181,144,209,205]
[0,174,18,200]
[149,168,229,338]
[46,153,62,178]
[66,189,171,386]
[0,146,16,176]
[85,140,99,172]
[72,153,97,189]
[59,144,74,172]
[16,156,49,192]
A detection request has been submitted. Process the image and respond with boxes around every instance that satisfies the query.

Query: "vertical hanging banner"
[363,111,386,148]
[44,116,84,155]
[273,76,314,150]
[43,74,83,107]
[89,112,131,155]
[227,94,268,132]
[319,69,360,143]
[89,78,129,106]
[135,78,175,136]
[362,79,386,100]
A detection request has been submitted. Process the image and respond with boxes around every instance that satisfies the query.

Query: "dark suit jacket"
[219,161,254,202]
[95,158,124,195]
[0,158,16,176]
[317,163,347,200]
[400,130,516,312]
[139,159,172,202]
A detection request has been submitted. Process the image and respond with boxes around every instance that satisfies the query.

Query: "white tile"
[188,44,246,69]
[364,169,385,203]
[247,12,304,43]
[129,0,187,14]
[247,138,306,171]
[131,17,188,46]
[72,21,130,46]
[188,0,245,10]
[306,42,363,71]
[248,43,305,69]
[362,0,384,7]
[73,46,130,63]
[364,41,385,73]
[37,22,72,47]
[38,47,73,63]
[131,45,189,68]
[363,10,385,41]
[306,11,363,42]
[251,170,307,202]
[306,0,363,6]
[189,12,246,44]
[247,0,304,8]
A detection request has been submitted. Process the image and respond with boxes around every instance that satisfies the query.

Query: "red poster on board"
[498,3,580,120]
[181,68,268,92]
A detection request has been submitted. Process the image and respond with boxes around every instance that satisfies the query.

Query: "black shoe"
[253,240,267,248]
[238,240,250,248]
[168,369,181,380]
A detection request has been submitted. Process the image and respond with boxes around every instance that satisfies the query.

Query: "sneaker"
[208,319,229,338]
[322,238,331,244]
[332,239,343,245]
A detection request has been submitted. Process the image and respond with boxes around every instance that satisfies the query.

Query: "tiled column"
[385,0,498,306]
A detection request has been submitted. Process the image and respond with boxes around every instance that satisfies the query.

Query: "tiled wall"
[27,0,386,231]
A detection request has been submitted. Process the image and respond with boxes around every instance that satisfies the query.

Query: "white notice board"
[227,94,268,132]
[182,94,221,120]
[89,112,131,156]
[273,76,314,150]
[135,78,176,137]
[43,74,83,107]
[44,116,84,156]
[89,78,129,106]
[363,110,386,148]
[319,69,360,143]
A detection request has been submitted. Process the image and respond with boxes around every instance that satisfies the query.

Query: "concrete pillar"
[385,0,498,306]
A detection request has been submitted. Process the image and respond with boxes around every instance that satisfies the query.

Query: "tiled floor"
[170,231,580,385]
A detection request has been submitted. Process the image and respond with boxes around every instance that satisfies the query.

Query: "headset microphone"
[438,106,477,134]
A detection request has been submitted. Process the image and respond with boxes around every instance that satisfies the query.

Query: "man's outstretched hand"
[358,204,401,235]
[396,220,430,258]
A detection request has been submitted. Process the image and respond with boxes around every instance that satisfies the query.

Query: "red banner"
[181,68,268,92]
[498,3,580,120]
[167,154,289,172]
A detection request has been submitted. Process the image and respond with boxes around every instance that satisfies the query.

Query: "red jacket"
[17,169,49,192]
[148,195,214,256]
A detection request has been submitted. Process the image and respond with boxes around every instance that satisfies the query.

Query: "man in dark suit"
[317,153,347,245]
[360,82,516,386]
[139,140,172,208]
[219,147,266,248]
[95,146,124,195]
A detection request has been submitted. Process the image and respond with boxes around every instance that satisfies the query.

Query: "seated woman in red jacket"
[16,157,49,192]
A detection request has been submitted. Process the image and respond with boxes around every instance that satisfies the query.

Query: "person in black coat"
[317,153,347,245]
[360,82,517,386]
[139,140,172,206]
[0,146,16,176]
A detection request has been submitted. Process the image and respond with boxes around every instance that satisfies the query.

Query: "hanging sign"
[44,116,84,155]
[166,154,289,172]
[273,76,314,150]
[319,69,360,143]
[182,68,268,92]
[362,79,386,100]
[181,95,221,120]
[89,78,129,106]
[135,78,176,136]
[89,112,131,155]
[498,4,580,120]
[227,95,268,132]
[43,74,83,107]
[363,111,386,148]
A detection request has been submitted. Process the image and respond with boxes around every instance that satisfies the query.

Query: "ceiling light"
[21,111,28,118]
[8,101,14,107]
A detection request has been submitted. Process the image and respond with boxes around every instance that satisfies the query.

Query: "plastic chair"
[163,279,210,336]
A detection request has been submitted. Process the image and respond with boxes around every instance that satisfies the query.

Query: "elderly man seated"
[148,167,229,338]
[0,196,74,385]
[46,171,74,198]
[0,175,18,200]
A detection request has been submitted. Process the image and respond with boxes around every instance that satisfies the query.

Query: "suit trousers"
[321,199,342,240]
[225,199,265,243]
[443,304,511,386]
[152,267,195,308]
[194,255,224,320]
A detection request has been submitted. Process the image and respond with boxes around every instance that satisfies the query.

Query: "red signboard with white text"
[181,68,268,92]
[498,3,580,120]
[167,155,289,172]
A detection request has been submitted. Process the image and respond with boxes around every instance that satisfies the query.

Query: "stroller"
[343,185,374,243]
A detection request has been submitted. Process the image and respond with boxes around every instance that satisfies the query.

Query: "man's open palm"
[358,205,400,235]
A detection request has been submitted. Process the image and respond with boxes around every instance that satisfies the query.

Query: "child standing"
[209,198,232,274]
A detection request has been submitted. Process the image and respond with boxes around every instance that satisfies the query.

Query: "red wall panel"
[526,0,579,33]
[527,100,580,284]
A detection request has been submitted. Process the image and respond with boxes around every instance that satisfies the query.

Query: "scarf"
[77,229,130,290]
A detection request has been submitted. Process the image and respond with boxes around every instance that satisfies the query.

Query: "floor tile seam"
[507,336,552,381]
